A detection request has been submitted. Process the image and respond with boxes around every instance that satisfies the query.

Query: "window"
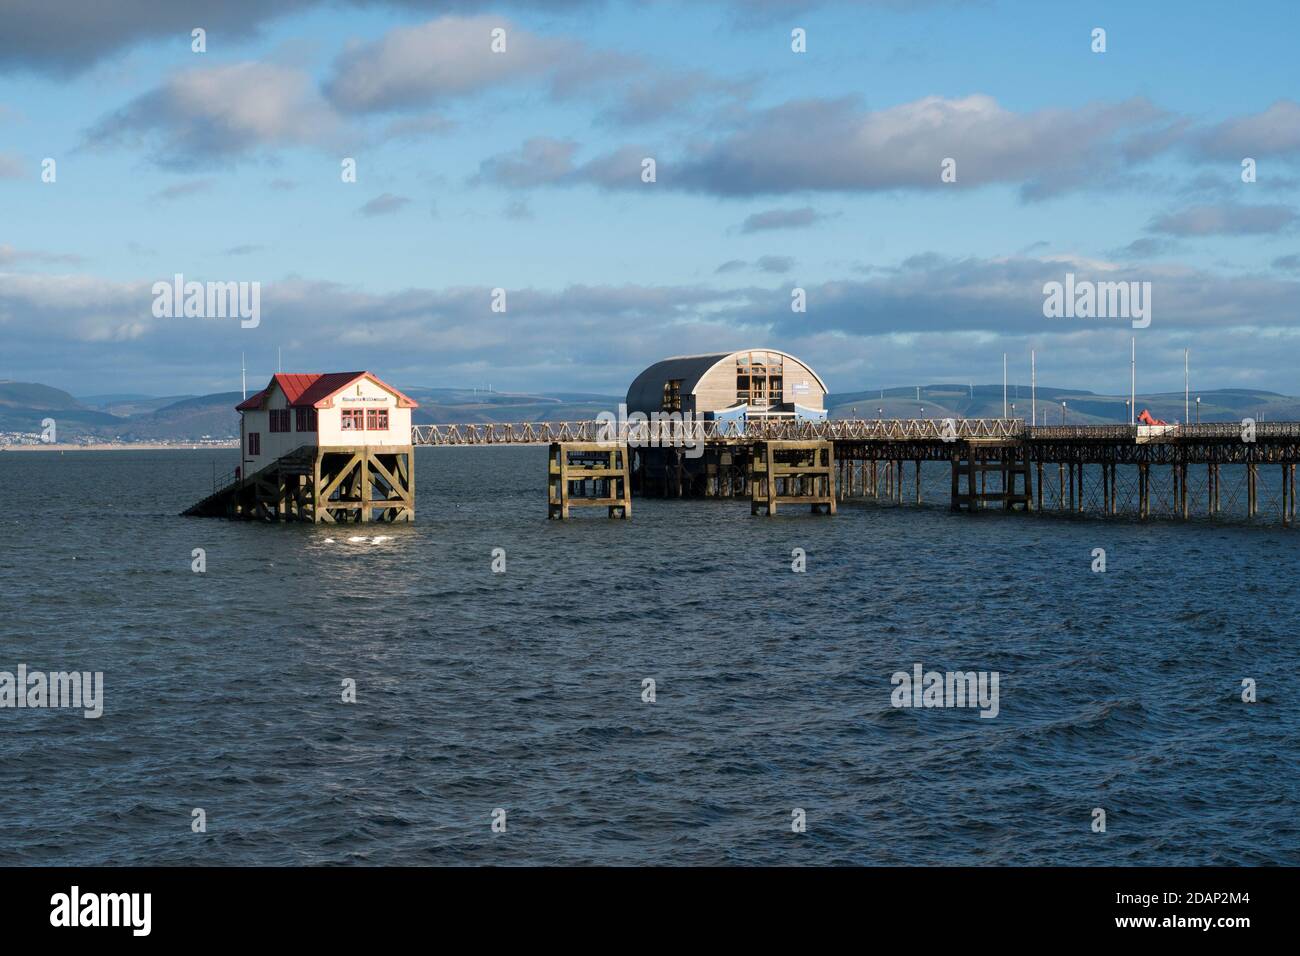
[341,409,364,430]
[662,379,682,412]
[295,407,317,432]
[269,409,290,432]
[247,432,260,455]
[365,408,389,430]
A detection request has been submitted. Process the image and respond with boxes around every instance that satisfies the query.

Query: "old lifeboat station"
[183,371,417,523]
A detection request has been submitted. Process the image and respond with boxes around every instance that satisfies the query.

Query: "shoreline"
[0,443,238,452]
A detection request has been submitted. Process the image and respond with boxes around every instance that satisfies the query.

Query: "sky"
[1,0,1298,399]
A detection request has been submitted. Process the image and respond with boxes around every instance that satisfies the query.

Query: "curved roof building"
[626,348,827,422]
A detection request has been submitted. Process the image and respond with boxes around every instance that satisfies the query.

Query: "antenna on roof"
[241,352,246,401]
[277,347,282,374]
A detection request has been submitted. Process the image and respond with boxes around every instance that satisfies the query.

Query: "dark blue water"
[1,448,1297,865]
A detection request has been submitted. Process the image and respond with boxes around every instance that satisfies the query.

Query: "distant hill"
[826,384,1300,425]
[0,381,123,433]
[3,377,1296,443]
[98,392,243,441]
[399,386,621,424]
[79,393,198,417]
[0,381,622,441]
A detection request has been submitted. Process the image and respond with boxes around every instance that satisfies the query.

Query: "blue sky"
[1,0,1298,398]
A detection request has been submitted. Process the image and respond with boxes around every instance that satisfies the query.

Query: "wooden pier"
[410,418,1300,525]
[547,442,631,519]
[183,444,415,523]
[185,417,1300,526]
[750,440,836,516]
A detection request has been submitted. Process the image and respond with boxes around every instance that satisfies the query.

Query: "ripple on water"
[1,448,1297,865]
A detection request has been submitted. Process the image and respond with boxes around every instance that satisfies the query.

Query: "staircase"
[181,446,315,518]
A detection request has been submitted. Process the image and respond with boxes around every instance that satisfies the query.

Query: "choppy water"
[1,447,1297,865]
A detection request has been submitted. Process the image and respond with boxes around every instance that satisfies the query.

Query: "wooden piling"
[751,440,835,516]
[548,442,631,519]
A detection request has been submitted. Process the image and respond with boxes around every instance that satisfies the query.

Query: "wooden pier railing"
[410,418,1023,446]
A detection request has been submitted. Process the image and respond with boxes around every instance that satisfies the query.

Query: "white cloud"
[84,62,347,168]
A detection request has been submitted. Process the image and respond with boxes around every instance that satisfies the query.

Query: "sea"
[1,447,1297,865]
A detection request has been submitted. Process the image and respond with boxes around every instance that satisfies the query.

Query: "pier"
[181,363,1300,527]
[410,418,1300,524]
[183,444,415,523]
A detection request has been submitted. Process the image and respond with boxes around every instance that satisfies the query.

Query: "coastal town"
[0,431,236,449]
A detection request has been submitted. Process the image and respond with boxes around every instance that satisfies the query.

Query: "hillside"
[825,384,1300,426]
[2,377,1297,444]
[0,381,623,442]
[99,392,244,441]
[0,381,124,434]
[401,387,621,424]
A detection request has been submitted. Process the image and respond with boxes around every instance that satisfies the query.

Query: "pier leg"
[967,452,977,509]
[359,449,371,522]
[915,460,922,505]
[1023,450,1034,512]
[1036,461,1044,512]
[766,443,777,515]
[1283,463,1289,527]
[1284,463,1294,522]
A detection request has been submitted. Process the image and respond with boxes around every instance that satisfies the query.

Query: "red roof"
[235,372,419,412]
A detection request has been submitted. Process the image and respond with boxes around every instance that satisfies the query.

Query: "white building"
[625,348,828,424]
[235,371,419,475]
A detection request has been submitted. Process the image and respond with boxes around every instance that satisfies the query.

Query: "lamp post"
[1130,336,1136,426]
[1030,349,1037,426]
[1061,401,1067,425]
[1196,395,1201,424]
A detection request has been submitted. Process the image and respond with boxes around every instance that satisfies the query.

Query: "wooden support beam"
[549,442,631,519]
[751,440,835,516]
